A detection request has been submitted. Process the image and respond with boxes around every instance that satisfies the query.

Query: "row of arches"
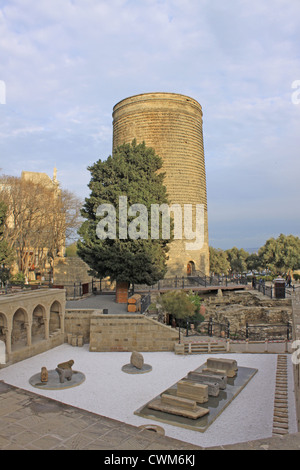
[0,300,63,355]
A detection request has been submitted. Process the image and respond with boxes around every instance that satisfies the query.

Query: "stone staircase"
[184,342,227,355]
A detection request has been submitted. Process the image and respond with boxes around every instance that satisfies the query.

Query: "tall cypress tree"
[77,140,171,288]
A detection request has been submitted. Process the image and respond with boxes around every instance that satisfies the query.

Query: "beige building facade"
[112,92,209,276]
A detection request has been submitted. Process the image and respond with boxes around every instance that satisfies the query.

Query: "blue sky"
[0,0,299,250]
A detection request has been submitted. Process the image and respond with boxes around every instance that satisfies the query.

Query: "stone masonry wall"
[53,257,93,285]
[64,309,98,344]
[89,313,178,352]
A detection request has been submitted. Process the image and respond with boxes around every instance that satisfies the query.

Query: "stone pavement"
[66,294,128,314]
[1,380,300,450]
[0,381,200,450]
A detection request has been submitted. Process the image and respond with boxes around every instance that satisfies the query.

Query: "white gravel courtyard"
[0,344,297,448]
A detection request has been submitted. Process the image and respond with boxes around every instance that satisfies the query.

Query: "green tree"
[258,234,300,273]
[65,242,78,257]
[0,201,14,284]
[160,290,195,342]
[246,252,262,272]
[187,291,205,326]
[226,247,249,273]
[77,140,171,290]
[209,247,230,275]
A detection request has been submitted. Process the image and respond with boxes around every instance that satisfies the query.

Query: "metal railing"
[133,272,248,292]
[254,281,274,298]
[200,317,292,341]
[0,271,249,300]
[140,293,151,314]
[42,272,249,300]
[254,281,300,300]
[286,285,300,297]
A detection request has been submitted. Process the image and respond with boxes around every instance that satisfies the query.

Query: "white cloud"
[0,0,299,248]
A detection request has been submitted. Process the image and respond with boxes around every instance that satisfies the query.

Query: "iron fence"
[140,293,151,314]
[41,272,249,300]
[134,273,248,292]
[255,282,274,298]
[254,281,300,300]
[199,317,292,341]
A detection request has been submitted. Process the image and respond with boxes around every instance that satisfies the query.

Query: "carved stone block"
[56,367,73,383]
[177,380,209,403]
[162,393,197,410]
[130,351,144,369]
[57,359,74,370]
[148,393,209,419]
[40,367,48,383]
[206,358,238,378]
[187,371,227,390]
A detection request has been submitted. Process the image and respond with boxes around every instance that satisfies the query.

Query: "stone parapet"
[0,289,65,366]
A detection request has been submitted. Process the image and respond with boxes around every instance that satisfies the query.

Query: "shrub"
[10,272,25,286]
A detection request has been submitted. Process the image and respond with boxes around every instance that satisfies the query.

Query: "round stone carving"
[139,424,165,435]
[121,363,152,374]
[29,369,85,390]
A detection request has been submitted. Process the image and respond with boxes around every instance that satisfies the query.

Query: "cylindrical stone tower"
[112,92,209,276]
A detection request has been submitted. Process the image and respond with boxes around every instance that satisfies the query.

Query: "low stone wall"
[64,309,100,345]
[89,313,178,352]
[228,340,291,354]
[9,333,64,365]
[203,290,292,333]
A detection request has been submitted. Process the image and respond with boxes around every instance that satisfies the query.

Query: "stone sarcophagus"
[148,393,209,419]
[206,357,238,378]
[177,380,209,403]
[187,370,227,391]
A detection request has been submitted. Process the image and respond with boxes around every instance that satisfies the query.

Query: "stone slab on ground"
[148,396,209,419]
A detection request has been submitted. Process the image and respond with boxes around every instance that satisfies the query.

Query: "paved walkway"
[1,380,300,450]
[0,380,200,450]
[66,294,128,314]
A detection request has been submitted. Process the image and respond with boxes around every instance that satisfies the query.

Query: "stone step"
[273,417,289,424]
[184,343,227,355]
[274,412,288,418]
[210,344,226,350]
[274,399,288,405]
[272,428,288,436]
